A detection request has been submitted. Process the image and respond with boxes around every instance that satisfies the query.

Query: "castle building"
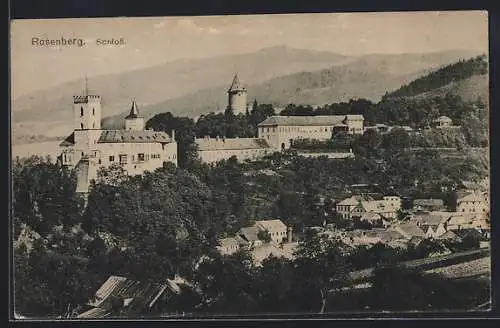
[258,115,365,150]
[195,136,271,164]
[227,73,247,115]
[59,92,177,193]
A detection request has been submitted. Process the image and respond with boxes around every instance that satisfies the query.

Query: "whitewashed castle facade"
[59,92,177,193]
[258,115,365,150]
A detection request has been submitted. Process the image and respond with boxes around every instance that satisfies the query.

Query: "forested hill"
[386,55,488,99]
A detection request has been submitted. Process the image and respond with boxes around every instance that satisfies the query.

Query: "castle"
[59,89,177,193]
[194,73,365,163]
[227,73,248,115]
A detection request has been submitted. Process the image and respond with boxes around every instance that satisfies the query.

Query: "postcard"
[10,11,491,319]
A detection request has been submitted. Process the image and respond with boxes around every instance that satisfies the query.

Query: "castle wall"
[228,90,247,115]
[198,147,269,164]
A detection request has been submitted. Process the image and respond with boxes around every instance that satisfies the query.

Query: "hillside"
[103,50,479,129]
[413,74,489,103]
[386,55,488,99]
[11,47,481,141]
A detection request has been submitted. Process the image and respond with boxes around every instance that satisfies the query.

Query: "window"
[80,123,84,129]
[80,107,84,117]
[109,155,115,162]
[98,159,101,164]
[138,153,145,161]
[92,108,95,115]
[267,128,269,132]
[119,154,128,164]
[93,122,95,128]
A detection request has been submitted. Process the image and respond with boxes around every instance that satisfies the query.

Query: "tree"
[382,128,411,149]
[146,112,198,168]
[293,230,351,313]
[193,249,260,313]
[255,256,296,313]
[12,157,83,236]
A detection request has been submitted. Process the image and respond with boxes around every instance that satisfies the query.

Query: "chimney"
[287,226,293,243]
[171,129,176,141]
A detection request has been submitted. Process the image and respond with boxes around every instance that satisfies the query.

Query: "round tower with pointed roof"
[125,100,145,131]
[227,73,247,115]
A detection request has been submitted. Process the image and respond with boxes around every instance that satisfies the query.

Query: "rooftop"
[195,137,270,151]
[410,213,446,226]
[251,242,297,266]
[88,275,181,312]
[125,101,142,119]
[393,223,426,238]
[228,73,245,92]
[458,192,488,204]
[255,219,287,232]
[97,130,173,144]
[434,115,452,122]
[239,226,261,242]
[258,115,364,127]
[413,199,445,207]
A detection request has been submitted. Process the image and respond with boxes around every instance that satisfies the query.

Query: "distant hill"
[12,46,350,123]
[11,47,481,141]
[103,50,480,129]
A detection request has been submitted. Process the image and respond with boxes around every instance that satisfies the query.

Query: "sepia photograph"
[10,11,491,319]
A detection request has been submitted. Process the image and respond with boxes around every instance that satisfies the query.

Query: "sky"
[10,11,488,99]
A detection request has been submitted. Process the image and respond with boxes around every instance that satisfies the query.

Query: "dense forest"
[386,55,488,98]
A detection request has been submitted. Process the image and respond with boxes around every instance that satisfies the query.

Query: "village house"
[390,223,426,240]
[342,228,406,248]
[456,191,489,216]
[358,212,385,227]
[238,226,264,248]
[250,242,298,267]
[410,213,447,238]
[412,198,446,212]
[255,219,289,244]
[77,275,185,318]
[258,114,364,151]
[336,195,370,219]
[433,115,453,129]
[195,136,271,164]
[216,236,247,255]
[336,195,402,220]
[59,93,177,194]
[445,213,485,231]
